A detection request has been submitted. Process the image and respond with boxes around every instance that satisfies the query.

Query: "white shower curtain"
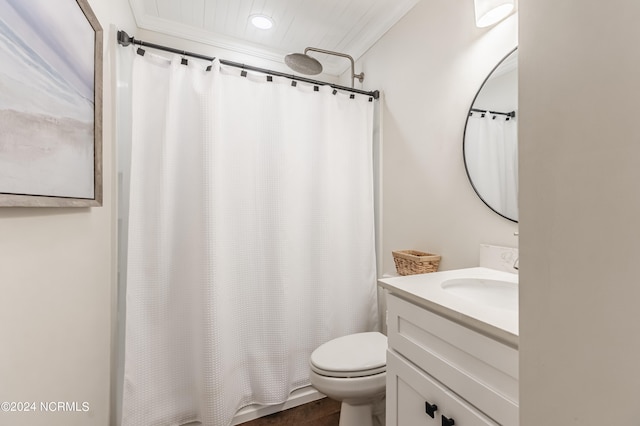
[121,51,378,426]
[465,113,518,219]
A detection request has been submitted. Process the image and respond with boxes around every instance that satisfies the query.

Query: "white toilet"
[309,331,387,426]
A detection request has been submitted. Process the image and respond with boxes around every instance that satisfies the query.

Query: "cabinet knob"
[425,401,438,418]
[442,415,455,426]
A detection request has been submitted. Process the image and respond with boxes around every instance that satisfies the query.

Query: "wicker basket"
[392,250,441,276]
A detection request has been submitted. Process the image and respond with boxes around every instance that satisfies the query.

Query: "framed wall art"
[0,0,103,207]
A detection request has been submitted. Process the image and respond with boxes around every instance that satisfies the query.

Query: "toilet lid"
[310,332,387,378]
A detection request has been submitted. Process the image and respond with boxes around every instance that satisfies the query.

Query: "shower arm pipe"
[304,47,364,88]
[116,30,379,99]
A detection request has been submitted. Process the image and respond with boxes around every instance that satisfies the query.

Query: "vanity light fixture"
[474,0,515,27]
[250,14,274,30]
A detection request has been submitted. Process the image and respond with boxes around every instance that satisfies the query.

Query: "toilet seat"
[310,332,387,378]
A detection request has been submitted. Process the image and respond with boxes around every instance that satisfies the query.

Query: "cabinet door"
[386,293,519,425]
[387,351,499,426]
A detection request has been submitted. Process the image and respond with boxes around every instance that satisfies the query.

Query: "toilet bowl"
[309,331,387,426]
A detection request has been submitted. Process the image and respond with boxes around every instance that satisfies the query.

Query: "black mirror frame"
[462,47,518,223]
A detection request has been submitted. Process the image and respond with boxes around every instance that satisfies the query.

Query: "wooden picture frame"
[0,0,103,207]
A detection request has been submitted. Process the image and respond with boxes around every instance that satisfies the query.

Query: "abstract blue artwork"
[0,0,102,206]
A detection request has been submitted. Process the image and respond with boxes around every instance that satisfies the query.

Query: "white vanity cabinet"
[388,351,497,425]
[384,291,519,426]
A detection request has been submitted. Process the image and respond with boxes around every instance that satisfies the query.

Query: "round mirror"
[463,48,518,222]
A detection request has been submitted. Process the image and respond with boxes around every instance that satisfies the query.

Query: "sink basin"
[441,278,518,311]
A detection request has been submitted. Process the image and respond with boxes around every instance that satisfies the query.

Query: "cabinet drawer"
[387,350,498,426]
[387,293,518,425]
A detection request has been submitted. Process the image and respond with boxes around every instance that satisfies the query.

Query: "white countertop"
[378,267,519,348]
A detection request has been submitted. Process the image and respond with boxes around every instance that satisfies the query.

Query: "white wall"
[356,0,519,275]
[0,1,136,425]
[474,65,517,113]
[519,1,640,424]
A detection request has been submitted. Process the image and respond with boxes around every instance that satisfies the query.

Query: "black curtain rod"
[117,30,379,100]
[470,108,516,118]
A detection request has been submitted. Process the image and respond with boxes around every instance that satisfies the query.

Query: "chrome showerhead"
[284,52,323,75]
[284,47,364,88]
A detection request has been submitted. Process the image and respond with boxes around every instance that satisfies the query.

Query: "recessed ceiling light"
[250,15,274,30]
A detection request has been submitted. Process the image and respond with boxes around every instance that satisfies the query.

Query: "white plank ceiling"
[128,0,420,75]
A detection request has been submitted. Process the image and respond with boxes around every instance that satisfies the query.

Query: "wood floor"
[238,397,341,426]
